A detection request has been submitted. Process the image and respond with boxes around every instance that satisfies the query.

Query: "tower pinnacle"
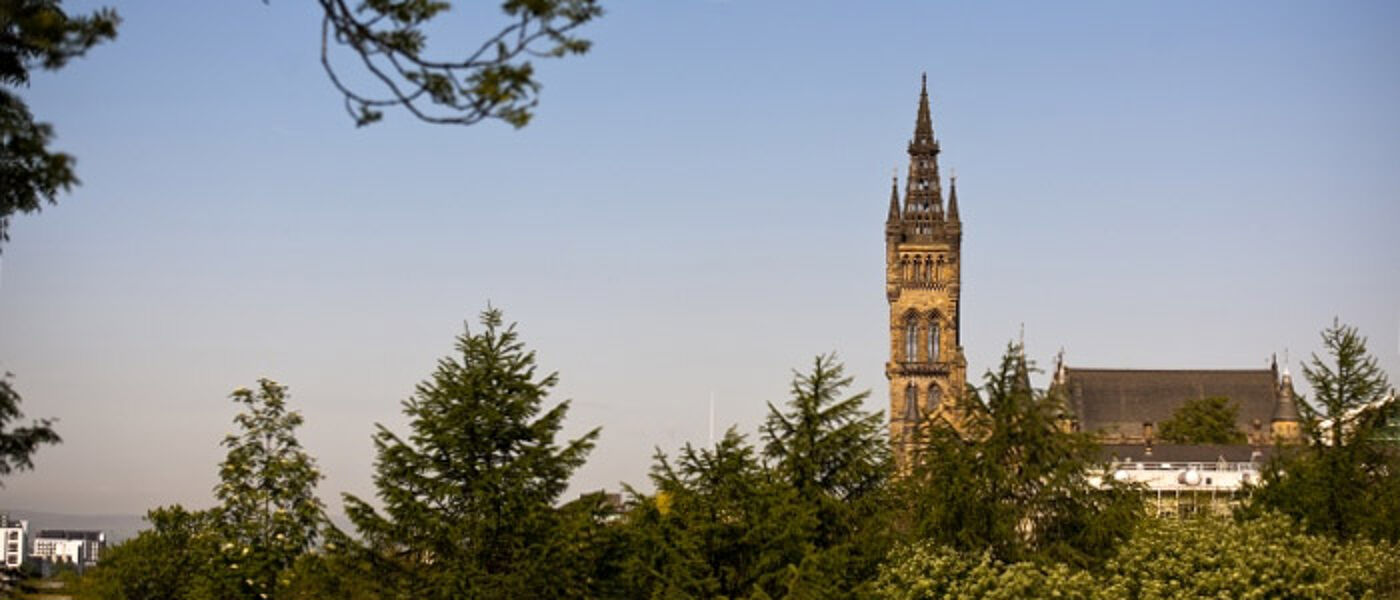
[887,171,901,223]
[948,174,960,222]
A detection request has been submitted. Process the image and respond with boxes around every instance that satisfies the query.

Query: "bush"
[877,514,1400,599]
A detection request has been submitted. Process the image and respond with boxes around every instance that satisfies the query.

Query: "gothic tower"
[885,75,968,462]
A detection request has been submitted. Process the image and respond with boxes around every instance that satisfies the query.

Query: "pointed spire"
[903,74,943,229]
[913,72,936,149]
[887,169,901,223]
[948,173,960,222]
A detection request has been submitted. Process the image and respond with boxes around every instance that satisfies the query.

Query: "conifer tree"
[762,353,888,502]
[332,308,602,599]
[899,342,1141,568]
[1303,319,1392,448]
[619,429,815,599]
[1247,320,1399,542]
[210,378,325,600]
[760,354,892,595]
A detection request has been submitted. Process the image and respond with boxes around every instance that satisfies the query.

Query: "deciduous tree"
[0,372,59,482]
[1157,396,1245,444]
[0,0,118,247]
[76,505,220,600]
[309,0,603,127]
[210,379,325,600]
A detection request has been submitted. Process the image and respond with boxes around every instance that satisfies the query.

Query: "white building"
[0,516,27,569]
[1096,444,1269,517]
[31,530,104,568]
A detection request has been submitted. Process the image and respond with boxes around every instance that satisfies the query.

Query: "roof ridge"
[1066,367,1272,374]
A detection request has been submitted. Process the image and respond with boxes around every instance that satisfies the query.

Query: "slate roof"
[1098,443,1273,464]
[1062,368,1279,441]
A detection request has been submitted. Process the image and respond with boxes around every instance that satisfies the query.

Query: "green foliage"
[760,353,893,597]
[618,430,817,599]
[610,354,894,599]
[1245,320,1400,542]
[208,378,325,599]
[330,307,603,599]
[762,353,888,502]
[898,342,1142,568]
[1303,318,1392,448]
[0,0,118,246]
[878,514,1400,600]
[877,544,1097,600]
[1157,396,1245,444]
[311,0,603,127]
[75,506,220,600]
[0,372,60,483]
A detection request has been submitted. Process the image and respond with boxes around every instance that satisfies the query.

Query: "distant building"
[1046,357,1304,515]
[1096,444,1271,518]
[31,530,105,568]
[1049,358,1304,446]
[875,77,1321,517]
[0,516,27,569]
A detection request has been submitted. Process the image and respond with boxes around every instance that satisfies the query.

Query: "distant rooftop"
[35,530,104,541]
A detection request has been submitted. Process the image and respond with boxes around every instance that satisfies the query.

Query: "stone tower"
[885,75,968,462]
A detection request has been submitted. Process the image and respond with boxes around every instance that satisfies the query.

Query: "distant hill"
[3,510,148,544]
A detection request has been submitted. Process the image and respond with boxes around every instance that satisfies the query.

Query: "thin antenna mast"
[708,392,716,448]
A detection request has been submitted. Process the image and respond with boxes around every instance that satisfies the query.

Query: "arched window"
[934,256,943,282]
[904,384,920,422]
[928,384,942,413]
[928,320,940,362]
[904,315,918,361]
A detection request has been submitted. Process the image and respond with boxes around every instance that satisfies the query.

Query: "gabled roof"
[1062,368,1278,440]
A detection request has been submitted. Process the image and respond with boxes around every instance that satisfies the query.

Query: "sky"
[1,1,1397,517]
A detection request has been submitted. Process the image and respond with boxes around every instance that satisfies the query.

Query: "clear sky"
[1,1,1397,516]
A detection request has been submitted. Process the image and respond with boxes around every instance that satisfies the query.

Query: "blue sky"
[1,1,1397,515]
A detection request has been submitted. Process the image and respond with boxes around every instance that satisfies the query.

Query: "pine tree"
[900,342,1141,568]
[760,354,892,596]
[332,308,602,599]
[1303,318,1392,448]
[1247,319,1399,542]
[620,429,815,599]
[210,378,325,600]
[762,353,888,502]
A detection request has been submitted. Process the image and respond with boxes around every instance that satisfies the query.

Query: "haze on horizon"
[1,1,1397,518]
